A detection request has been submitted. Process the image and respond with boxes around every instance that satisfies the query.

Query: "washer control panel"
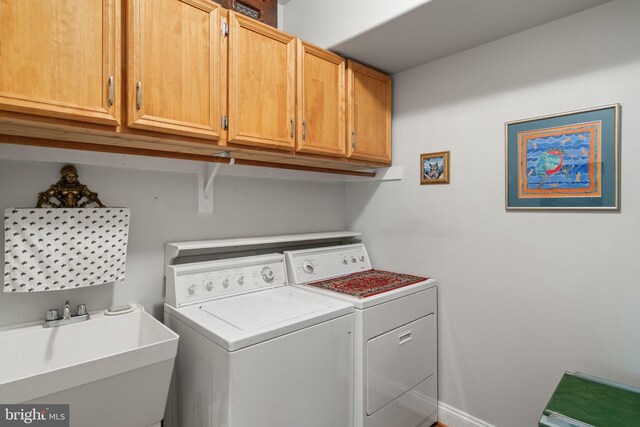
[166,253,287,307]
[284,243,371,285]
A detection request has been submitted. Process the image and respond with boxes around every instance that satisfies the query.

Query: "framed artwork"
[421,151,450,185]
[505,104,620,210]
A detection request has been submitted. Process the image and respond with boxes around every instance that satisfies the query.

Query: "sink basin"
[0,303,178,427]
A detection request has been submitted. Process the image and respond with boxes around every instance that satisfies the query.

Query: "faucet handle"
[62,301,72,319]
[46,309,59,321]
[77,304,87,316]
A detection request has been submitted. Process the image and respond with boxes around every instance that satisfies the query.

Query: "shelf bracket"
[197,152,233,214]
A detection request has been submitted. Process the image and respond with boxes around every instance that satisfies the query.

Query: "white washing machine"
[163,250,355,427]
[285,243,438,427]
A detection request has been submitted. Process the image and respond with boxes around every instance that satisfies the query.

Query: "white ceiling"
[284,0,614,74]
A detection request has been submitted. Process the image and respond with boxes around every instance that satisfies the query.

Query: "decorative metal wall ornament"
[36,165,105,208]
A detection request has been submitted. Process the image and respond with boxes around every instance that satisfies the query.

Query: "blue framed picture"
[506,104,620,210]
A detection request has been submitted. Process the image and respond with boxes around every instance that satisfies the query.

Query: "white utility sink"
[0,304,178,427]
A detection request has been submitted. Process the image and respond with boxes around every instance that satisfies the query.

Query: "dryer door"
[366,314,436,415]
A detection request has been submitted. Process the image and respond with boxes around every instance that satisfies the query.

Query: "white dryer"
[285,243,438,427]
[163,251,355,427]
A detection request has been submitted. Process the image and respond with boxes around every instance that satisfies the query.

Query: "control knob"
[351,256,357,264]
[237,276,244,286]
[359,255,365,262]
[187,283,196,295]
[261,267,275,283]
[205,280,213,291]
[222,278,229,289]
[302,260,315,274]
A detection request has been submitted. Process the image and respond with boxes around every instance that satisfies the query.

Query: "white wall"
[282,0,613,75]
[0,159,346,327]
[346,1,640,426]
[277,2,284,30]
[282,0,427,48]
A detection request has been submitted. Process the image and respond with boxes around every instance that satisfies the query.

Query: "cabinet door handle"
[136,81,143,111]
[302,120,307,142]
[351,129,357,149]
[108,75,115,106]
[290,117,295,138]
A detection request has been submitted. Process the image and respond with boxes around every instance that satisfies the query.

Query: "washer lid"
[166,286,353,351]
[201,286,334,331]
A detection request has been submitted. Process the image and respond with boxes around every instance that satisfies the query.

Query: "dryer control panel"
[285,243,372,285]
[166,253,287,307]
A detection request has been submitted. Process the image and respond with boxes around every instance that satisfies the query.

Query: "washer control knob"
[222,278,229,289]
[302,260,315,274]
[205,280,213,291]
[237,276,244,286]
[359,255,365,262]
[351,256,357,264]
[187,283,196,295]
[261,267,275,283]
[340,255,348,265]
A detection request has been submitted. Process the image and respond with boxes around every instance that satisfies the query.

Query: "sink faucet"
[43,301,90,328]
[63,301,71,320]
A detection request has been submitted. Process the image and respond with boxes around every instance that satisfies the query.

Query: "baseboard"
[438,402,496,427]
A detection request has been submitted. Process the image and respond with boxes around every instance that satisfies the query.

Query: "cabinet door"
[227,12,296,151]
[127,0,223,140]
[347,61,392,164]
[0,0,119,125]
[296,41,345,158]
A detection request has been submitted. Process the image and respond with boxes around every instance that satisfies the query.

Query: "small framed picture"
[505,104,620,210]
[421,151,450,185]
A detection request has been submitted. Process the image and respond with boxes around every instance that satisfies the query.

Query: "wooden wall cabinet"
[0,0,120,126]
[126,0,224,141]
[296,41,346,158]
[226,11,296,151]
[0,3,393,175]
[346,60,392,164]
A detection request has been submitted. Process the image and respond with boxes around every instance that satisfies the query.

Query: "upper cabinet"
[0,0,120,125]
[127,0,224,140]
[227,12,296,151]
[0,4,394,174]
[346,61,392,164]
[296,41,346,158]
